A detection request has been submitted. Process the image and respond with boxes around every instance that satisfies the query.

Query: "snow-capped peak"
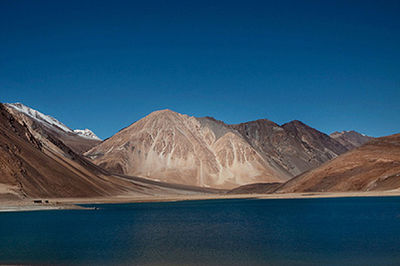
[6,102,101,140]
[6,102,73,133]
[73,129,101,140]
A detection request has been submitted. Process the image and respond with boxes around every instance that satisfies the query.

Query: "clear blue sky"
[1,0,399,139]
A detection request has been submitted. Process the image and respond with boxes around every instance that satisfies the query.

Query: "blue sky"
[1,0,399,139]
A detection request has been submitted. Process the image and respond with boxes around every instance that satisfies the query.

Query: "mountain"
[2,102,382,196]
[85,110,288,189]
[0,103,218,200]
[6,103,72,132]
[73,129,101,140]
[0,103,132,199]
[330,130,373,150]
[275,133,400,193]
[5,103,101,153]
[85,109,352,189]
[230,119,349,177]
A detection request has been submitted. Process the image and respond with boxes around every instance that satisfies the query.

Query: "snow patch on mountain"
[6,103,73,132]
[6,103,101,140]
[74,129,101,140]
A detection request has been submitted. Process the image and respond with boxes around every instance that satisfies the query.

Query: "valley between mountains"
[1,102,399,208]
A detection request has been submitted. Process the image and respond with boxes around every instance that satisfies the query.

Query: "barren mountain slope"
[0,104,218,200]
[86,110,358,189]
[276,133,400,193]
[330,130,373,150]
[86,110,288,189]
[0,104,139,199]
[228,182,282,194]
[5,103,101,154]
[231,119,349,176]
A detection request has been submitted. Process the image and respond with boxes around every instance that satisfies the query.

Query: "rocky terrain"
[231,133,400,194]
[231,119,349,177]
[330,130,373,150]
[85,109,357,189]
[0,104,214,200]
[2,102,389,199]
[228,182,282,194]
[5,103,101,154]
[0,103,125,199]
[275,133,400,193]
[85,110,286,189]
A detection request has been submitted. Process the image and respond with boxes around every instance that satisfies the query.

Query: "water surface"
[1,197,400,265]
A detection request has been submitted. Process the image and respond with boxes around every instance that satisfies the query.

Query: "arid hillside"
[0,104,213,200]
[5,103,101,154]
[330,130,373,150]
[86,109,357,189]
[86,110,287,189]
[231,119,349,177]
[276,133,400,192]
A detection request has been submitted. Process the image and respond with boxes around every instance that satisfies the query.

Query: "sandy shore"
[0,200,88,212]
[53,190,400,203]
[2,190,400,212]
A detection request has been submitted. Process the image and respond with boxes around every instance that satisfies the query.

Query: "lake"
[1,197,400,265]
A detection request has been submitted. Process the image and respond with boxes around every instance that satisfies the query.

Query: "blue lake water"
[1,197,400,265]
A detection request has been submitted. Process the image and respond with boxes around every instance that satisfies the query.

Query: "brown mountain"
[86,110,288,189]
[86,110,352,189]
[330,130,373,150]
[0,103,137,199]
[2,101,382,197]
[275,133,400,193]
[5,103,101,154]
[0,104,218,200]
[231,119,349,177]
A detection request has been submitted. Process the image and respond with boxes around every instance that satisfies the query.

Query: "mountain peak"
[86,109,288,188]
[233,118,278,127]
[141,109,185,121]
[281,120,315,133]
[330,130,373,149]
[330,130,367,137]
[73,129,101,140]
[283,120,306,127]
[6,102,101,141]
[5,102,73,133]
[150,109,179,115]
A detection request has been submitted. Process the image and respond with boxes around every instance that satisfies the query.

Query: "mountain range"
[6,103,101,154]
[85,109,369,189]
[2,101,397,199]
[230,133,400,194]
[0,103,124,199]
[0,103,215,200]
[330,130,372,150]
[276,133,400,192]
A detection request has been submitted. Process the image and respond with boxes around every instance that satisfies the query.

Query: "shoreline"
[0,201,89,213]
[2,190,400,212]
